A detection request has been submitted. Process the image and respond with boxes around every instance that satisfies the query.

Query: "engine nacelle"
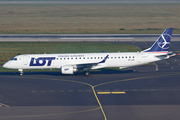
[61,65,77,74]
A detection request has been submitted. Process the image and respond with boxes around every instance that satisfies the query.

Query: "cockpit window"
[10,58,17,61]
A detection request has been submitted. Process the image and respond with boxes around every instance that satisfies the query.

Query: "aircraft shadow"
[0,69,135,76]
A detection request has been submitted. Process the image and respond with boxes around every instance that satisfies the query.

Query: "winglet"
[99,55,109,63]
[143,28,173,52]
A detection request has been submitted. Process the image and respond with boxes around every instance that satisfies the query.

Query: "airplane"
[3,28,176,76]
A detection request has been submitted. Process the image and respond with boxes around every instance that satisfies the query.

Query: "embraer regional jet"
[3,28,175,76]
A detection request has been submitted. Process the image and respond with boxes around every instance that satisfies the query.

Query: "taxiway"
[0,40,180,120]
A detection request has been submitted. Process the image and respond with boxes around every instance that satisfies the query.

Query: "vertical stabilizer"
[143,28,173,52]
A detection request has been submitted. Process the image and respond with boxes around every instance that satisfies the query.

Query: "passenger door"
[137,52,142,63]
[23,55,28,65]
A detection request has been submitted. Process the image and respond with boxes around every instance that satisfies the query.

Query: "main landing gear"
[84,71,90,76]
[18,69,23,76]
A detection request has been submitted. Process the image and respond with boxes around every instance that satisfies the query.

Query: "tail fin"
[143,28,173,52]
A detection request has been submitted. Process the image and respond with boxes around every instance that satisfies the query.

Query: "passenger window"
[118,57,120,59]
[115,57,116,59]
[101,57,103,59]
[71,58,73,59]
[83,57,85,59]
[122,57,124,58]
[129,56,131,58]
[60,58,62,60]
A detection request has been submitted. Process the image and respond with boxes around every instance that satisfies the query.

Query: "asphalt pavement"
[0,40,180,120]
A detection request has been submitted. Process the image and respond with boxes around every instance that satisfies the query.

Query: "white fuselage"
[3,52,168,70]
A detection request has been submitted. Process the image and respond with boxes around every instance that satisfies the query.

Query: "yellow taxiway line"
[97,92,111,94]
[97,91,125,94]
[111,91,125,94]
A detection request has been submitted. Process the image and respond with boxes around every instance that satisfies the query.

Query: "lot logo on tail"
[29,57,56,66]
[143,28,173,52]
[157,34,171,49]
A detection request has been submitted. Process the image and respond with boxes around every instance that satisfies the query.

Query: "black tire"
[85,71,89,76]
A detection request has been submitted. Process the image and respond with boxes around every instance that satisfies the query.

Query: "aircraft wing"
[65,55,109,71]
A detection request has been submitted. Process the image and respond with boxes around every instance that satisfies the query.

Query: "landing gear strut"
[18,69,23,76]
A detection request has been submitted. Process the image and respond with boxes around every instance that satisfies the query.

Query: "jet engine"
[61,65,77,74]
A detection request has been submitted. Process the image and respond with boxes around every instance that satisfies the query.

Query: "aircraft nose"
[3,62,9,68]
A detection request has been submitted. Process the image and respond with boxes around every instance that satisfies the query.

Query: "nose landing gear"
[18,69,23,76]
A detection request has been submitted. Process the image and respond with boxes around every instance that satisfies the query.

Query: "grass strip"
[0,3,180,34]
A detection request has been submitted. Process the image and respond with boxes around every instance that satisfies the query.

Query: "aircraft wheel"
[85,71,89,76]
[19,69,23,76]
